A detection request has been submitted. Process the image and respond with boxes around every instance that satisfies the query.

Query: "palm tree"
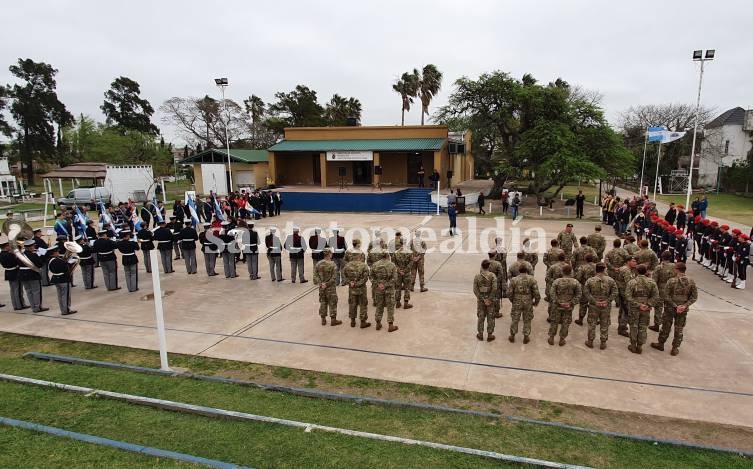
[392,70,420,125]
[325,94,362,126]
[418,64,442,125]
[243,94,265,124]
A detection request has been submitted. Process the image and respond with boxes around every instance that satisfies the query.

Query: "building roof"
[180,149,268,164]
[706,107,746,129]
[269,138,446,152]
[42,163,108,179]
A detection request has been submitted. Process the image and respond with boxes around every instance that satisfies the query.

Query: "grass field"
[656,192,753,226]
[0,333,750,468]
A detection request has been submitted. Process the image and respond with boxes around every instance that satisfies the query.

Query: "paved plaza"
[2,211,752,428]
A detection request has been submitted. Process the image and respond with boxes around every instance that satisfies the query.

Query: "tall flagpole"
[638,128,649,197]
[686,58,708,209]
[653,143,662,201]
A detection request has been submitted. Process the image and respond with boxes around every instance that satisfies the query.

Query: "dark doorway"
[312,154,321,185]
[353,161,372,185]
[407,152,423,185]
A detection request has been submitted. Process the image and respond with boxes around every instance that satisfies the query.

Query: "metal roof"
[706,107,746,129]
[181,149,268,164]
[268,138,446,152]
[42,163,108,179]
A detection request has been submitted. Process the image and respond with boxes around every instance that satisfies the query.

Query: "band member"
[84,219,99,267]
[285,225,308,283]
[94,230,119,291]
[219,221,238,278]
[199,223,219,276]
[47,245,76,315]
[0,240,27,309]
[734,234,750,289]
[309,227,327,267]
[265,226,283,281]
[33,229,51,287]
[329,228,347,286]
[168,216,182,261]
[116,230,140,292]
[179,220,199,274]
[76,234,97,289]
[19,239,47,312]
[246,221,260,280]
[153,220,175,274]
[136,223,155,273]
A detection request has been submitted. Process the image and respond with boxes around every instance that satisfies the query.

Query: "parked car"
[57,187,111,208]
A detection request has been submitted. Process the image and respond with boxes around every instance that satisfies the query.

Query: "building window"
[725,140,730,155]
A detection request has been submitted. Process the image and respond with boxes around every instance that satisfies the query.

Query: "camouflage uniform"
[583,273,618,346]
[344,243,364,265]
[636,248,659,272]
[624,242,639,257]
[615,265,637,334]
[556,231,578,262]
[409,238,427,292]
[343,256,370,324]
[507,272,541,341]
[486,258,505,317]
[314,258,338,322]
[548,276,582,343]
[543,247,565,268]
[508,260,533,280]
[572,245,597,271]
[575,261,597,322]
[657,274,697,352]
[651,261,676,328]
[473,269,498,336]
[524,251,538,275]
[544,261,568,321]
[625,275,659,351]
[493,249,508,274]
[587,232,606,260]
[605,247,628,281]
[367,240,386,305]
[391,242,412,308]
[371,255,398,327]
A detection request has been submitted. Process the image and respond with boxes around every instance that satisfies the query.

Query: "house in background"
[696,107,753,188]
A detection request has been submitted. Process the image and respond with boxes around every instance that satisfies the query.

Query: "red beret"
[732,228,742,235]
[742,234,750,241]
[675,232,684,238]
[721,224,729,231]
[711,221,719,227]
[687,210,693,215]
[702,219,710,225]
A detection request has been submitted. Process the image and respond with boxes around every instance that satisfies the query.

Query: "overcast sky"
[2,0,751,145]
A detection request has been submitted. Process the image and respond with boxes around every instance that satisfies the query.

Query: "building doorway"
[407,152,423,185]
[312,154,321,185]
[353,161,372,185]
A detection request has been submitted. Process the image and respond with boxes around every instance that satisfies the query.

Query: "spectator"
[501,190,509,215]
[417,165,425,188]
[575,190,586,219]
[448,203,457,236]
[511,193,521,219]
[478,191,486,215]
[447,190,457,207]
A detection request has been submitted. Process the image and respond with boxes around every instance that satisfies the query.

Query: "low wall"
[281,189,405,212]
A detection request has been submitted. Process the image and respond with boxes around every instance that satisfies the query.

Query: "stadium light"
[686,50,715,209]
[214,77,233,193]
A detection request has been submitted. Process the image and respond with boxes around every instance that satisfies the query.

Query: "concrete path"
[1,212,752,428]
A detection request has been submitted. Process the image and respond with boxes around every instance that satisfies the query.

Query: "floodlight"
[692,50,702,60]
[705,49,715,59]
[214,77,228,86]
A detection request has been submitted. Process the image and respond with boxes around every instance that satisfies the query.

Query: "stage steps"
[389,188,437,214]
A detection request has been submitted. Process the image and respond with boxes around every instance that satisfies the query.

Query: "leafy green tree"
[0,85,12,137]
[160,95,246,149]
[392,70,419,126]
[324,94,362,126]
[418,64,442,125]
[242,94,278,149]
[243,94,265,124]
[8,58,74,184]
[101,76,159,135]
[266,85,325,134]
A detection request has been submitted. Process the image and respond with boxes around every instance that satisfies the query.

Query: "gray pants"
[9,279,26,309]
[222,251,236,278]
[247,253,259,278]
[40,263,50,287]
[81,264,95,289]
[143,250,152,273]
[268,254,282,280]
[184,249,197,274]
[55,282,71,314]
[124,263,138,292]
[159,249,173,273]
[174,242,182,259]
[204,253,217,275]
[22,280,42,311]
[290,257,305,281]
[334,258,344,285]
[101,260,118,290]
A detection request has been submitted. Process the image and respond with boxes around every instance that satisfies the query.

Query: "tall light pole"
[214,77,233,194]
[686,49,715,209]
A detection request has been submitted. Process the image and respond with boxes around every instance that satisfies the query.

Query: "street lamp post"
[214,77,233,194]
[686,49,715,209]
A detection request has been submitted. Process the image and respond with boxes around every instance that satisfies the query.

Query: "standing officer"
[285,226,307,283]
[507,264,540,343]
[265,226,283,281]
[329,228,347,286]
[574,254,596,325]
[493,237,508,274]
[625,264,659,354]
[473,259,498,341]
[605,239,628,281]
[409,229,428,292]
[94,230,119,291]
[153,220,175,274]
[199,223,219,276]
[343,251,370,328]
[371,252,399,332]
[733,234,750,289]
[136,223,154,273]
[20,239,48,312]
[548,264,581,346]
[33,229,50,287]
[344,238,363,265]
[572,236,597,271]
[508,252,533,279]
[522,238,538,275]
[314,248,340,326]
[556,223,578,262]
[616,256,638,337]
[179,220,198,275]
[168,216,182,261]
[1,241,28,310]
[587,225,606,260]
[246,221,260,280]
[649,251,676,332]
[651,262,697,356]
[583,263,618,349]
[636,240,659,273]
[219,221,238,278]
[543,239,564,269]
[116,230,140,292]
[76,234,96,290]
[47,246,76,315]
[486,251,505,318]
[391,239,413,310]
[309,227,327,267]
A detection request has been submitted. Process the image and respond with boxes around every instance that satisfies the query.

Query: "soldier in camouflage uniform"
[508,252,533,280]
[343,252,371,328]
[507,264,540,343]
[409,229,428,292]
[344,238,364,265]
[543,239,565,269]
[574,254,597,325]
[486,252,505,318]
[651,262,697,356]
[493,237,508,274]
[649,251,676,332]
[522,238,538,275]
[625,264,659,354]
[474,259,499,341]
[635,239,659,273]
[371,252,399,332]
[583,263,618,349]
[587,225,606,260]
[572,236,597,271]
[556,223,578,262]
[367,237,386,306]
[615,256,638,336]
[548,264,582,346]
[314,249,341,326]
[544,252,568,321]
[391,240,413,309]
[623,236,639,257]
[605,239,628,281]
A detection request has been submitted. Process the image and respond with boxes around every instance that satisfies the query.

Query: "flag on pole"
[152,195,164,223]
[646,126,666,142]
[658,130,687,144]
[73,206,87,237]
[211,191,225,221]
[186,194,200,227]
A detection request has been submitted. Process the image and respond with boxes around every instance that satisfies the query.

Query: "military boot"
[559,337,566,346]
[477,333,484,341]
[650,342,664,351]
[628,344,636,353]
[487,334,495,342]
[350,318,356,327]
[403,302,413,309]
[494,312,503,319]
[331,318,342,326]
[360,320,371,329]
[547,336,555,346]
[321,317,327,326]
[420,286,428,292]
[508,334,515,343]
[600,340,607,350]
[395,300,401,309]
[388,323,398,332]
[523,335,530,344]
[635,345,642,354]
[376,321,382,330]
[585,339,594,348]
[648,324,660,332]
[618,327,629,337]
[574,318,584,326]
[670,347,680,356]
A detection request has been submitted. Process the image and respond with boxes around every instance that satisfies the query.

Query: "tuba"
[63,241,83,275]
[2,219,40,273]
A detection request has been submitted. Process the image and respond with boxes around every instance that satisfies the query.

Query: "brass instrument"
[63,241,83,275]
[2,218,40,273]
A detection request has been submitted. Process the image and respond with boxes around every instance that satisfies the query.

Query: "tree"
[160,95,246,149]
[265,85,326,134]
[241,94,278,149]
[324,94,362,126]
[8,58,74,184]
[101,76,159,135]
[418,64,443,125]
[0,85,12,137]
[392,70,420,126]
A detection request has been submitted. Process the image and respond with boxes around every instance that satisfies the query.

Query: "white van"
[58,187,111,208]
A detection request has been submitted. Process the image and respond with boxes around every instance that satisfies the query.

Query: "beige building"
[182,149,269,195]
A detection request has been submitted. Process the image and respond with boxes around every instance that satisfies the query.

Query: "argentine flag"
[658,130,687,144]
[186,194,200,227]
[646,126,666,142]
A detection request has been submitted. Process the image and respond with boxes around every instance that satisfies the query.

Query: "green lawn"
[656,193,753,225]
[0,334,749,468]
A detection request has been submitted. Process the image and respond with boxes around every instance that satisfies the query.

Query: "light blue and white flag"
[646,126,666,142]
[186,194,200,227]
[658,130,687,144]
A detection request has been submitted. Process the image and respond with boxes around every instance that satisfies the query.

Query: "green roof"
[268,138,446,152]
[180,149,268,164]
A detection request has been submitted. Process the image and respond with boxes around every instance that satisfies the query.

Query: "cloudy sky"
[2,0,751,144]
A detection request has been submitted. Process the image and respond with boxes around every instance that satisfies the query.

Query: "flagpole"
[638,128,649,197]
[653,144,662,202]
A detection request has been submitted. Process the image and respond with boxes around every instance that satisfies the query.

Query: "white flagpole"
[638,128,649,197]
[653,143,662,202]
